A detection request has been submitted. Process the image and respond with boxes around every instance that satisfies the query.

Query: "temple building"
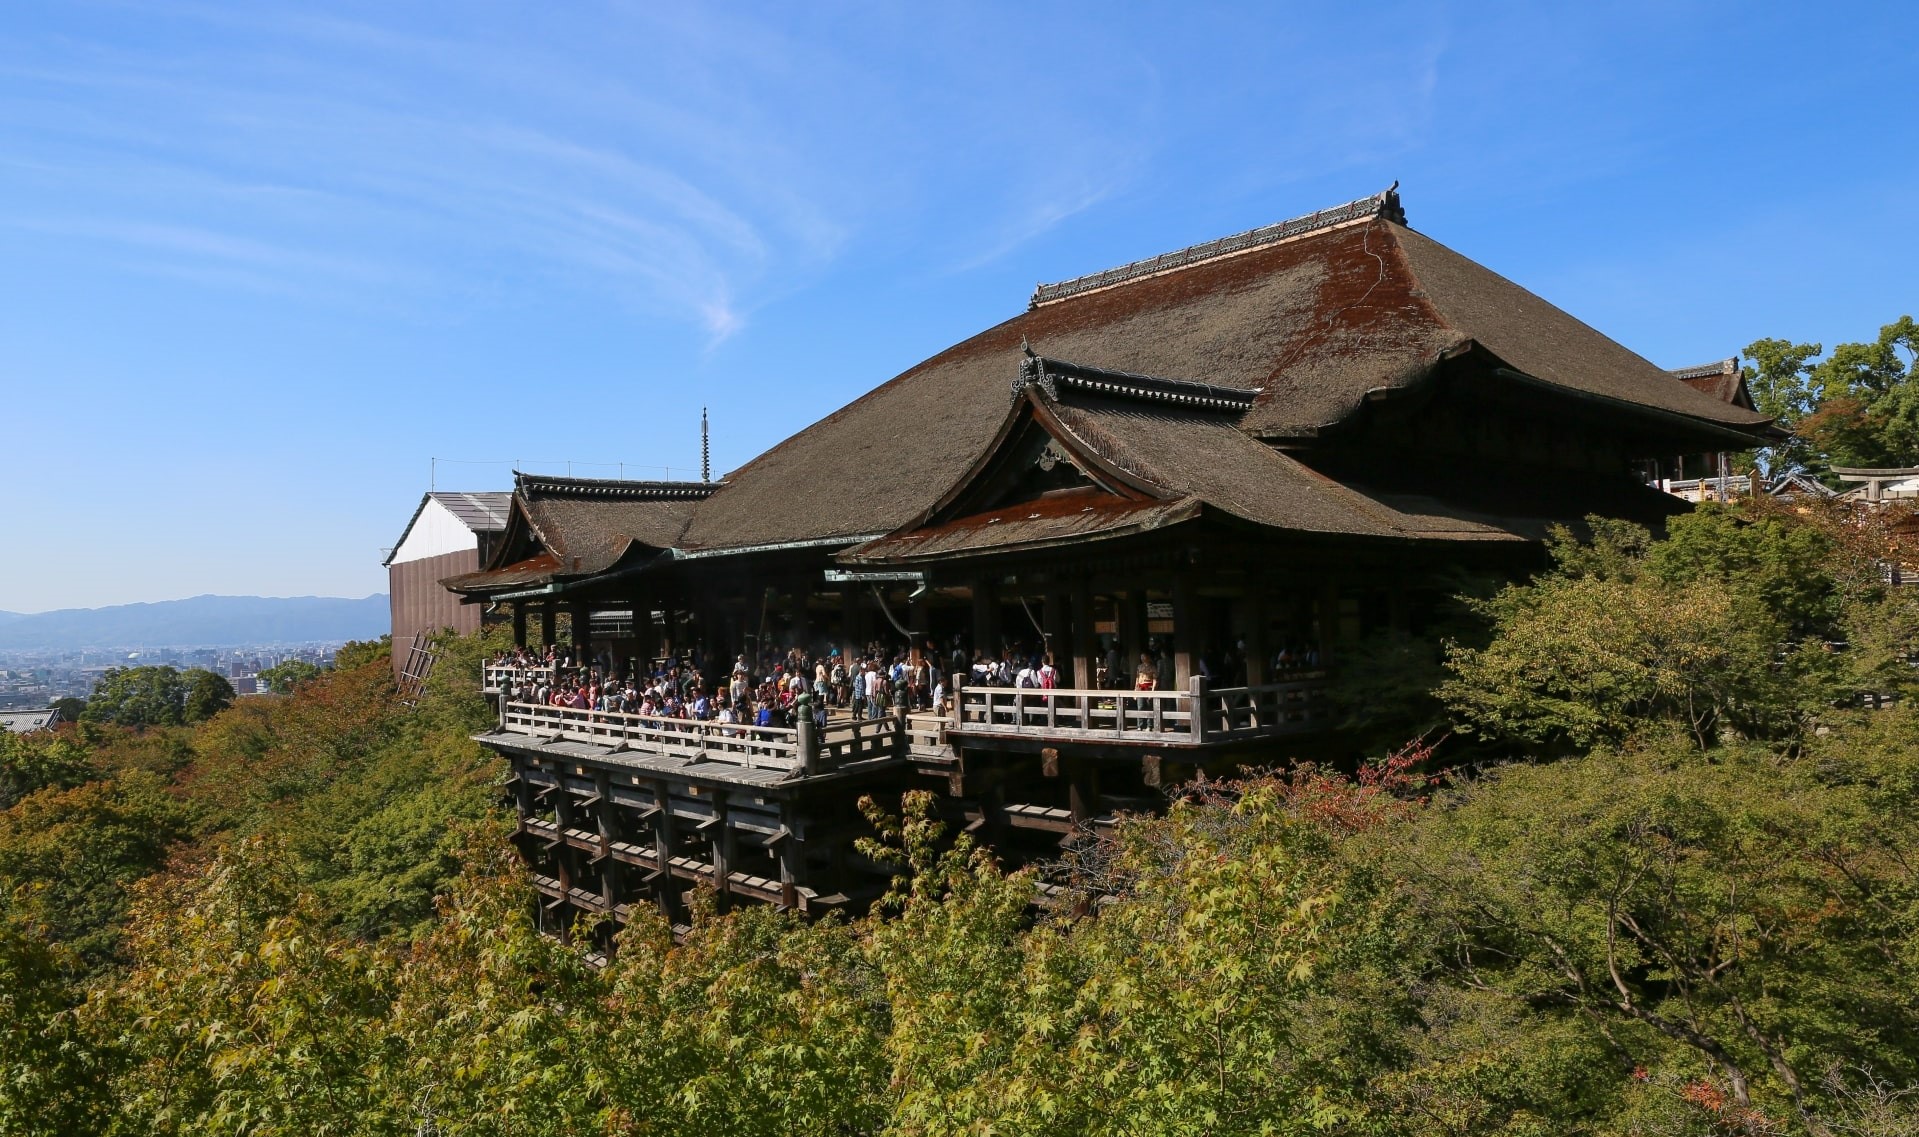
[385,491,512,681]
[439,186,1780,936]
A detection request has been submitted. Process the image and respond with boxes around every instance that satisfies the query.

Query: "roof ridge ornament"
[1013,338,1058,404]
[1667,358,1739,380]
[1029,182,1406,309]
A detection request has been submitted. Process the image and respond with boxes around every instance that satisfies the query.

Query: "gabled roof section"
[1668,358,1756,411]
[442,473,717,596]
[384,490,512,566]
[840,359,1535,565]
[431,490,513,530]
[513,472,716,575]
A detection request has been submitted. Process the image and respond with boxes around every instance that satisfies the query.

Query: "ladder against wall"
[398,632,438,701]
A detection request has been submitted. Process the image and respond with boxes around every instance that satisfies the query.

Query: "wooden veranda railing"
[494,679,1330,774]
[497,701,904,776]
[954,677,1328,745]
[483,663,556,693]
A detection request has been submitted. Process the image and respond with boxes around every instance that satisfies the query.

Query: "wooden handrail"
[500,701,802,772]
[953,678,1329,743]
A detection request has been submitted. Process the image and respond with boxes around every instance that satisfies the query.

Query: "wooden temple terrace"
[440,184,1780,940]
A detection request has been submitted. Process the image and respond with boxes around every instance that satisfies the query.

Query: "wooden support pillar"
[1043,590,1068,676]
[1318,580,1340,669]
[1070,577,1094,689]
[1120,590,1147,686]
[839,584,860,667]
[971,577,1001,660]
[593,771,620,912]
[511,603,528,649]
[791,577,815,654]
[570,600,592,665]
[539,605,557,650]
[1243,584,1268,686]
[509,756,535,825]
[649,779,676,919]
[710,797,733,914]
[1066,759,1098,826]
[1172,574,1196,687]
[632,595,657,670]
[551,778,579,940]
[776,827,800,911]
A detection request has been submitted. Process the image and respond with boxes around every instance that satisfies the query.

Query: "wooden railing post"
[1189,675,1207,744]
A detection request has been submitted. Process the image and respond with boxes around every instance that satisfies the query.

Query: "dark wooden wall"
[389,549,482,678]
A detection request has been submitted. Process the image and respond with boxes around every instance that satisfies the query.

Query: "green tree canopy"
[1747,316,1919,475]
[333,636,390,671]
[256,659,322,695]
[180,668,234,722]
[81,666,186,728]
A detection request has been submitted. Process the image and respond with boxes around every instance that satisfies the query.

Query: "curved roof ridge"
[1017,347,1259,413]
[1031,184,1405,307]
[515,471,719,500]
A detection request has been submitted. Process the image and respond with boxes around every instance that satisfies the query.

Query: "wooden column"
[1318,580,1340,669]
[1043,590,1069,677]
[593,771,620,913]
[839,584,860,666]
[709,797,733,914]
[551,778,579,940]
[971,577,1001,661]
[509,756,536,839]
[570,600,593,668]
[1119,591,1146,686]
[1066,760,1098,826]
[1070,577,1094,689]
[511,603,528,649]
[1172,574,1196,687]
[633,595,657,670]
[1243,584,1269,686]
[539,605,557,650]
[776,824,800,911]
[791,577,815,654]
[649,780,676,919]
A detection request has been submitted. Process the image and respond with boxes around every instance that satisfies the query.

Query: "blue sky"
[1,2,1912,612]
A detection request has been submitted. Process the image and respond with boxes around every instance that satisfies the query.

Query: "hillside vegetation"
[2,499,1917,1136]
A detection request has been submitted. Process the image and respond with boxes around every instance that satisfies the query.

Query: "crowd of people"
[486,632,1325,727]
[488,640,956,733]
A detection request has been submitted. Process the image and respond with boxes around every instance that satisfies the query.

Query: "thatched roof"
[440,474,714,596]
[680,188,1771,555]
[1668,358,1756,411]
[841,374,1551,565]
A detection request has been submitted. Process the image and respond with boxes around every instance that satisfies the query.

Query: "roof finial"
[701,407,711,483]
[1378,181,1406,225]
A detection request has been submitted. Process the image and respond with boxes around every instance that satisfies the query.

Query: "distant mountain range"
[0,595,389,650]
